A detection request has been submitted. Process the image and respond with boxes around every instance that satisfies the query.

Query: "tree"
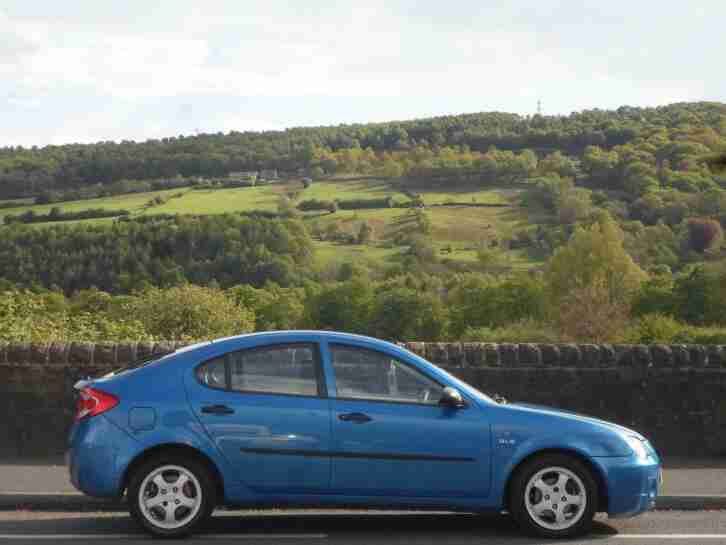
[448,274,546,337]
[623,161,659,196]
[545,213,646,338]
[371,286,448,341]
[686,218,723,253]
[706,152,726,174]
[131,285,254,340]
[228,283,304,331]
[557,279,630,342]
[277,195,298,218]
[357,221,373,244]
[538,151,577,178]
[304,277,374,333]
[382,159,404,178]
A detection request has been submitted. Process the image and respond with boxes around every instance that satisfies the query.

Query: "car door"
[325,342,491,498]
[187,341,331,494]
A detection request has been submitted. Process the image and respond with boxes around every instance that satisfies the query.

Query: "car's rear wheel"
[509,453,598,539]
[128,454,216,538]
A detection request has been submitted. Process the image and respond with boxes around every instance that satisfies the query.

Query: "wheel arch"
[503,448,609,513]
[121,443,225,502]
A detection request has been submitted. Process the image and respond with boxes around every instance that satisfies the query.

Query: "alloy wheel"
[524,466,587,531]
[138,465,203,530]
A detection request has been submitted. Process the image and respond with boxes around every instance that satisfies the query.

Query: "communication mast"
[537,99,542,116]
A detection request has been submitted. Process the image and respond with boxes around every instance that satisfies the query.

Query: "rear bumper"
[66,414,137,498]
[596,455,661,518]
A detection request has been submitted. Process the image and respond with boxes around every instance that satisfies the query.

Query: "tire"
[509,453,598,539]
[127,453,217,538]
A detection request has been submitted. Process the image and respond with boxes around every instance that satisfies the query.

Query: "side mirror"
[439,387,466,409]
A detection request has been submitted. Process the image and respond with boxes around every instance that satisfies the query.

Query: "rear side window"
[196,357,226,389]
[196,343,322,397]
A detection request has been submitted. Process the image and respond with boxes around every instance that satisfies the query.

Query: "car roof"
[210,330,394,346]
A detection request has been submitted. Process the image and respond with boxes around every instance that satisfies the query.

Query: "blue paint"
[128,407,156,432]
[67,331,660,518]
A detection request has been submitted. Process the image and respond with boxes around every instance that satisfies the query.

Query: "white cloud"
[0,0,724,146]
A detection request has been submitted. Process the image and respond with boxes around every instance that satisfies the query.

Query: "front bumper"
[597,454,661,518]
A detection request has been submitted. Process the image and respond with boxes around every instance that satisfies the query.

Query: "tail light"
[75,387,119,421]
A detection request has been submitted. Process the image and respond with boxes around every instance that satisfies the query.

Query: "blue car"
[67,331,660,538]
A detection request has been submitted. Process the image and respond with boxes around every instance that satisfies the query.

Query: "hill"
[0,177,539,276]
[1,102,725,199]
[1,101,726,292]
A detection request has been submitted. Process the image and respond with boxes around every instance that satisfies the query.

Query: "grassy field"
[0,178,543,270]
[302,179,407,202]
[144,186,281,215]
[0,188,186,221]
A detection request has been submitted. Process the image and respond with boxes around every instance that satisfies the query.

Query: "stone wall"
[1,341,726,458]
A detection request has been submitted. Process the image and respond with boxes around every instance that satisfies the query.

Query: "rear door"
[186,341,331,494]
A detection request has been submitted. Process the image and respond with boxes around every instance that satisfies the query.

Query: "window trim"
[328,343,452,407]
[195,342,327,399]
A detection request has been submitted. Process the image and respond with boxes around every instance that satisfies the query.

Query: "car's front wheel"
[128,454,216,538]
[509,453,598,539]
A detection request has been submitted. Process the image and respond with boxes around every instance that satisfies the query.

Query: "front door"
[188,342,331,494]
[326,342,491,498]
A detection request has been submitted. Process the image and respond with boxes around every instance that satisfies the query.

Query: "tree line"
[2,102,724,198]
[0,215,313,294]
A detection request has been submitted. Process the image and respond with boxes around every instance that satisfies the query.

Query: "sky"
[1,0,725,148]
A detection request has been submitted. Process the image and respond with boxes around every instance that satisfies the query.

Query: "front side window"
[196,343,321,397]
[330,344,443,404]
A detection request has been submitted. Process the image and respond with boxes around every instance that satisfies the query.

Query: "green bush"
[460,320,559,343]
[627,313,683,344]
[130,285,255,341]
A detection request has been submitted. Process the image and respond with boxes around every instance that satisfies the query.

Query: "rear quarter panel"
[91,346,250,500]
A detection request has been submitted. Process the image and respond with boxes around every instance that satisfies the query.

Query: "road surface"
[1,510,726,544]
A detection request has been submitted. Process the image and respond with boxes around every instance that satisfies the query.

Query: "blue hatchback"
[67,331,660,538]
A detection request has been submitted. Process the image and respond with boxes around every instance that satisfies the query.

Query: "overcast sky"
[2,0,724,147]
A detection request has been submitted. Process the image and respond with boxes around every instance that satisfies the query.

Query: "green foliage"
[628,313,684,344]
[3,207,129,224]
[0,215,314,293]
[3,102,724,201]
[336,197,394,210]
[130,285,254,341]
[632,273,678,317]
[546,213,646,307]
[303,276,375,333]
[460,320,558,343]
[0,289,149,342]
[356,221,373,244]
[370,285,448,341]
[228,283,305,331]
[297,199,337,213]
[447,274,547,337]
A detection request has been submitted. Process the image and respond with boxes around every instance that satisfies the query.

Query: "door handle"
[201,404,235,415]
[338,412,372,424]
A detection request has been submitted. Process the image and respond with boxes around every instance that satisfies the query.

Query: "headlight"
[624,435,649,459]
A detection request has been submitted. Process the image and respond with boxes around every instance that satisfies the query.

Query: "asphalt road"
[1,510,726,544]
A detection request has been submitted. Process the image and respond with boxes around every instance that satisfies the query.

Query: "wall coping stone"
[0,342,726,369]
